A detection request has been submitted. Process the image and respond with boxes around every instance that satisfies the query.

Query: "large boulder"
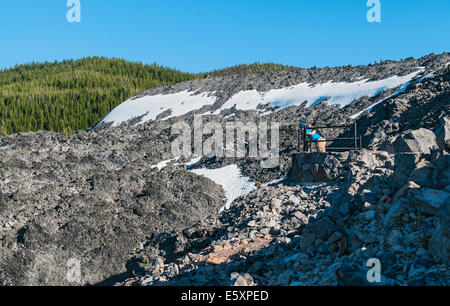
[410,160,435,188]
[390,152,447,189]
[287,152,346,183]
[408,188,450,216]
[348,150,393,170]
[393,128,439,154]
[287,150,395,183]
[306,216,335,240]
[390,153,422,189]
[435,117,450,152]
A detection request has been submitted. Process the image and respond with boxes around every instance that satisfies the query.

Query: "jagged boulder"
[435,117,450,151]
[390,153,422,189]
[390,150,449,190]
[410,159,435,188]
[348,150,393,170]
[307,216,335,241]
[287,152,346,183]
[392,128,438,154]
[408,188,450,216]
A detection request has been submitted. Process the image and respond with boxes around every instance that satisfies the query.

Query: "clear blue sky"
[0,0,449,72]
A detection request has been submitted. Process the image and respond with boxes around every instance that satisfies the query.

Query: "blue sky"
[0,0,449,72]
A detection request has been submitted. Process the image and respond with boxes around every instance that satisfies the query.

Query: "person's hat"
[300,123,307,128]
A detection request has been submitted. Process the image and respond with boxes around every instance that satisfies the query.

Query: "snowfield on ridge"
[214,71,422,112]
[100,70,423,126]
[100,90,216,126]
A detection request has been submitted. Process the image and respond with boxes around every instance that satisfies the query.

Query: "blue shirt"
[305,129,321,141]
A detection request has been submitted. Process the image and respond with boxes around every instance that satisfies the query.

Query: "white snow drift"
[151,159,283,211]
[190,165,257,211]
[100,90,216,126]
[150,156,203,170]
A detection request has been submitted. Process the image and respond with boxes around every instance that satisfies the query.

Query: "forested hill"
[0,57,202,135]
[207,63,296,78]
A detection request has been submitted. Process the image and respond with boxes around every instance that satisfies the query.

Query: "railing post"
[354,122,358,151]
[303,129,307,152]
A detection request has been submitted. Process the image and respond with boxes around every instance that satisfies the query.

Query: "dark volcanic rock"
[392,128,439,154]
[120,149,449,287]
[0,127,225,286]
[1,53,449,286]
[287,152,346,183]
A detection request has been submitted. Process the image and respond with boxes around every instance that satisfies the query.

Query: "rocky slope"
[121,144,449,286]
[0,125,225,285]
[168,61,449,185]
[0,53,448,286]
[117,53,449,116]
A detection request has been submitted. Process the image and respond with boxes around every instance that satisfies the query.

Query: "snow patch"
[190,165,256,211]
[100,90,216,126]
[185,157,202,168]
[151,158,178,170]
[150,156,203,170]
[263,177,285,186]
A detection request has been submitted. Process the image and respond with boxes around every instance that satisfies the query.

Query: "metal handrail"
[298,122,362,152]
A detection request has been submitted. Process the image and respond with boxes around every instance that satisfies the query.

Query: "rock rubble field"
[0,53,448,286]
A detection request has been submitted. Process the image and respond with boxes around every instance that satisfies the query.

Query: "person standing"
[299,123,326,152]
